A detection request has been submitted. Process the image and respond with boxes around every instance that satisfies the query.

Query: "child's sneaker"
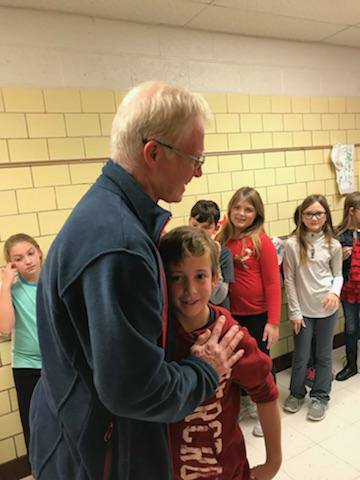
[238,396,249,420]
[239,396,258,420]
[307,398,327,421]
[252,420,264,437]
[283,394,304,413]
[247,398,258,419]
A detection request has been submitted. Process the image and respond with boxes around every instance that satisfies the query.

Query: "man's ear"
[143,140,158,166]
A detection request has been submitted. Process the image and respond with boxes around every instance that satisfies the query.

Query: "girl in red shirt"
[217,187,281,436]
[335,191,360,381]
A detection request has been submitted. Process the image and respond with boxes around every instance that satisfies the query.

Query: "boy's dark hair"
[159,226,219,276]
[190,200,220,226]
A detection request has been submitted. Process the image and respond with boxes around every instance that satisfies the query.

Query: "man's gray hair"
[110,81,211,165]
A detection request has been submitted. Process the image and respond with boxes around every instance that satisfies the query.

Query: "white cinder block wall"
[0,6,360,96]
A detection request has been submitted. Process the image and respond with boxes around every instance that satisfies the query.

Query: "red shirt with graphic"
[169,306,278,480]
[341,237,360,303]
[226,232,281,324]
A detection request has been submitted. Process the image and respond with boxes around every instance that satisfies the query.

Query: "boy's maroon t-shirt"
[169,305,278,480]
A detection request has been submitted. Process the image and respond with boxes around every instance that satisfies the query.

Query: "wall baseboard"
[0,455,30,480]
[273,332,345,372]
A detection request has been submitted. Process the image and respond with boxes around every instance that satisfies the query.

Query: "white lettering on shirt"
[178,372,231,479]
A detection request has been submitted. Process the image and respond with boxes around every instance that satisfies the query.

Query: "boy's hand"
[191,315,244,377]
[321,293,339,311]
[342,246,352,260]
[262,323,279,349]
[250,459,281,479]
[1,263,18,287]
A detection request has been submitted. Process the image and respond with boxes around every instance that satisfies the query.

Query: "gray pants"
[290,311,338,404]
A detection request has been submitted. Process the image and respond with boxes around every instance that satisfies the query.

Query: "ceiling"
[2,0,360,48]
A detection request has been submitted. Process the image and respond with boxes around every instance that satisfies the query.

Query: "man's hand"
[191,315,244,377]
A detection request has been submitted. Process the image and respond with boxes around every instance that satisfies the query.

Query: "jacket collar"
[306,230,324,242]
[102,159,171,243]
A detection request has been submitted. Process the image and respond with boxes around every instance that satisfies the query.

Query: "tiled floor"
[21,346,360,480]
[242,345,360,480]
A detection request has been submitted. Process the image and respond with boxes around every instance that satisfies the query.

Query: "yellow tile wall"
[27,114,66,138]
[44,88,82,112]
[2,88,44,112]
[0,340,24,463]
[8,139,49,162]
[0,87,357,465]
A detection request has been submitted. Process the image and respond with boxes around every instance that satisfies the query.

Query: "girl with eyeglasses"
[335,191,360,382]
[283,194,343,422]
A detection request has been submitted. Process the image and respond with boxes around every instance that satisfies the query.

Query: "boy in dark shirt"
[160,226,281,480]
[189,200,234,309]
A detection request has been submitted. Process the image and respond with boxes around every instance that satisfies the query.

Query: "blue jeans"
[290,311,338,403]
[342,300,360,358]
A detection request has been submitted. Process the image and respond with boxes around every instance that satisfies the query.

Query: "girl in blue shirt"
[0,233,42,455]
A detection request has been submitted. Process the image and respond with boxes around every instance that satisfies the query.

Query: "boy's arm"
[210,245,234,305]
[219,246,234,283]
[250,399,282,480]
[231,324,278,403]
[210,275,229,305]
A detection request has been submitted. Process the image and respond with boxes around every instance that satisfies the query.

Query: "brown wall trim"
[0,455,31,480]
[0,157,106,169]
[0,142,359,169]
[273,332,345,372]
[204,144,360,157]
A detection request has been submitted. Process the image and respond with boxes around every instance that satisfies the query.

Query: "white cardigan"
[284,231,343,320]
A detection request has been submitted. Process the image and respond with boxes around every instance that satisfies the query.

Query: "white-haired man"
[30,81,244,479]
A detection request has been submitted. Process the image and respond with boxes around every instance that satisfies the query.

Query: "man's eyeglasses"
[143,138,205,169]
[302,211,326,219]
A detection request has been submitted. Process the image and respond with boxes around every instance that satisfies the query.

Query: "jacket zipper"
[102,421,114,480]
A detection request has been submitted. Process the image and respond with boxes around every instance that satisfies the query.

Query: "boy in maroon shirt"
[159,226,282,480]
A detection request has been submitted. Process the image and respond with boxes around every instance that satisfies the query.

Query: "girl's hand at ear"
[322,293,339,312]
[291,318,305,335]
[262,323,279,349]
[1,263,18,287]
